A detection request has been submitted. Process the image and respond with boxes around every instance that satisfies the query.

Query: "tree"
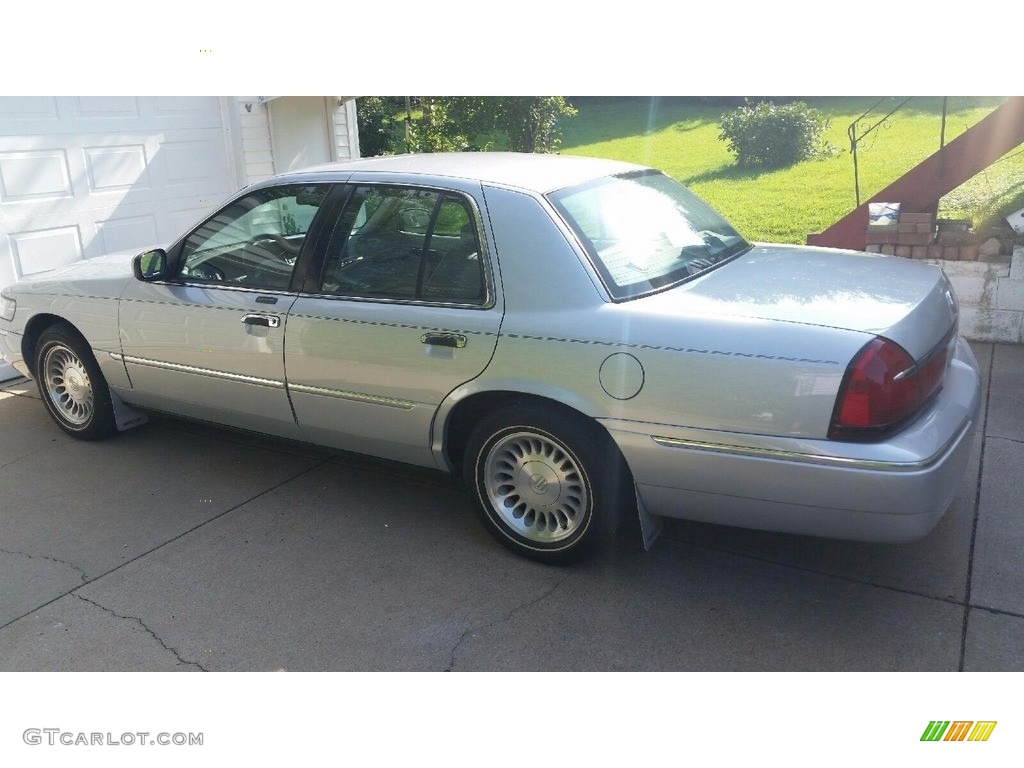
[355,97,404,157]
[447,97,577,153]
[502,97,577,153]
[357,97,577,156]
[410,97,469,153]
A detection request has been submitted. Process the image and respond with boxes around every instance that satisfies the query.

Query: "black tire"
[463,402,633,564]
[34,324,116,441]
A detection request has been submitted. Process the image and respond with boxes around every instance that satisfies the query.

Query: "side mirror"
[133,249,170,281]
[397,208,430,233]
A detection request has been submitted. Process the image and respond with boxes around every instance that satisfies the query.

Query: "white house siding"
[233,97,276,184]
[332,98,361,161]
[234,96,360,184]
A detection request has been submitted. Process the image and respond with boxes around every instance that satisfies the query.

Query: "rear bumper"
[603,337,982,542]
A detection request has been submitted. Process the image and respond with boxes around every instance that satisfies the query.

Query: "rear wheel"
[464,403,631,564]
[35,324,116,440]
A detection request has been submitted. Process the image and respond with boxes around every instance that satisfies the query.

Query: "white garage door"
[0,96,235,290]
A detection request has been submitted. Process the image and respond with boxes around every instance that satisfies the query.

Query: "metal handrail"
[848,97,914,206]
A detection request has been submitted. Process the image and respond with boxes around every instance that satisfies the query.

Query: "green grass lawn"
[559,97,1024,244]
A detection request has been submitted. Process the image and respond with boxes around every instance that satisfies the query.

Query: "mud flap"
[635,487,662,551]
[110,390,149,432]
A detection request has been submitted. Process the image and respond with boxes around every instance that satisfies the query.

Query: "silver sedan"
[0,153,982,563]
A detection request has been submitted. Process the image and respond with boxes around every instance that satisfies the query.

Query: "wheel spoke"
[42,343,94,427]
[482,429,590,544]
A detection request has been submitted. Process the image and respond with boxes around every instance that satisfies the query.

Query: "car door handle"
[242,313,280,328]
[420,332,467,348]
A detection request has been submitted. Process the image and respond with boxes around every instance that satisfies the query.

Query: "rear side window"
[319,185,485,304]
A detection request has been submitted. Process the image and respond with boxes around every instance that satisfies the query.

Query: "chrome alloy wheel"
[482,430,590,544]
[42,344,95,427]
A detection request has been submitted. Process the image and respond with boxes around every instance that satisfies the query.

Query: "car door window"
[181,185,329,291]
[320,185,484,304]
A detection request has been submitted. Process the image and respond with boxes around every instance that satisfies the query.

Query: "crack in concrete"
[0,448,52,473]
[960,343,995,672]
[0,547,88,584]
[987,434,1024,446]
[970,603,1024,621]
[73,594,207,672]
[445,574,571,672]
[0,458,333,636]
[0,385,38,400]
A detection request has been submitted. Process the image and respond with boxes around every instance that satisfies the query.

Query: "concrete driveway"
[1,342,1021,671]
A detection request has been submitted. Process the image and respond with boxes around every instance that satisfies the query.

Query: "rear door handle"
[420,332,466,348]
[242,313,280,328]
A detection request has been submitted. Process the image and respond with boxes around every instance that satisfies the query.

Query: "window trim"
[307,182,496,310]
[159,183,341,295]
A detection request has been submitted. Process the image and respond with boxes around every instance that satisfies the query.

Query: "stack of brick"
[864,212,981,261]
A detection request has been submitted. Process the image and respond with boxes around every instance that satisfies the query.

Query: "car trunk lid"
[646,244,958,361]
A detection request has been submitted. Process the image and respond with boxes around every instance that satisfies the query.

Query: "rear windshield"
[548,170,750,300]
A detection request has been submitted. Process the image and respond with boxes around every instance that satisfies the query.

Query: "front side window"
[181,185,329,290]
[319,185,484,304]
[548,171,750,300]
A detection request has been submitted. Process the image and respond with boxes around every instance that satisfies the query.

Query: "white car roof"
[283,152,648,194]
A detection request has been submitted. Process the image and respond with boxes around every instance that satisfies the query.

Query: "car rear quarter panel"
[607,338,980,541]
[470,184,870,439]
[480,301,869,438]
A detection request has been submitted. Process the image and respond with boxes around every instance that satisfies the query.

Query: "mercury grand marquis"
[0,153,982,562]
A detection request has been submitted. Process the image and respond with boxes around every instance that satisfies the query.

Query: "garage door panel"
[0,96,234,290]
[0,98,226,136]
[154,97,219,116]
[73,96,140,119]
[0,149,73,202]
[95,214,159,255]
[160,139,223,186]
[8,225,83,279]
[0,96,59,121]
[0,131,231,218]
[84,145,151,192]
[3,197,224,261]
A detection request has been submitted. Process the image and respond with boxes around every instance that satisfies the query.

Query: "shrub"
[718,100,834,168]
[356,97,405,156]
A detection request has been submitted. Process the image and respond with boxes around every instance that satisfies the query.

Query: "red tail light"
[829,336,948,440]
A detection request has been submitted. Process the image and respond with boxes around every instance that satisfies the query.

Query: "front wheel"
[464,403,631,564]
[35,324,116,440]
